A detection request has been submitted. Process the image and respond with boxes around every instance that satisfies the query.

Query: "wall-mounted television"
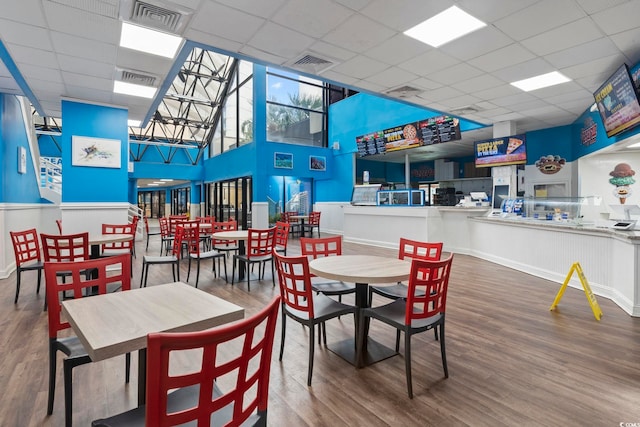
[474,134,527,168]
[593,63,640,138]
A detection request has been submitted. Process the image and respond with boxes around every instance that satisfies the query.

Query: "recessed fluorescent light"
[120,22,183,59]
[510,71,571,92]
[128,119,141,127]
[403,6,486,47]
[114,81,156,99]
[147,183,159,186]
[160,179,174,182]
[627,142,640,148]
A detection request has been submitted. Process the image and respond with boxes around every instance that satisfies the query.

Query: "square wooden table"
[61,282,244,405]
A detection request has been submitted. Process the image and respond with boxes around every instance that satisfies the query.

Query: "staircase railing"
[128,204,144,238]
[40,157,62,195]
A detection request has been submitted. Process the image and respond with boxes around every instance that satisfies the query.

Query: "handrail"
[40,157,62,194]
[128,204,144,236]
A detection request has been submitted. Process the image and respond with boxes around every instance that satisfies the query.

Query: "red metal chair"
[211,219,239,258]
[158,217,172,255]
[232,227,276,292]
[45,253,132,427]
[300,236,355,303]
[9,228,44,304]
[274,221,290,255]
[274,251,356,386]
[101,223,135,275]
[91,296,281,427]
[301,211,321,237]
[369,239,443,303]
[56,219,63,234]
[281,211,300,236]
[357,255,454,398]
[181,222,227,287]
[140,225,184,288]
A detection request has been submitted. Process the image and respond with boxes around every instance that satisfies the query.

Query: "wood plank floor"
[2,232,640,426]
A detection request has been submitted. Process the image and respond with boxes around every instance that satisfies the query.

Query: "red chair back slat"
[308,211,321,226]
[40,232,90,263]
[273,252,316,318]
[101,223,135,252]
[299,236,341,278]
[55,219,63,234]
[145,296,280,426]
[274,221,290,248]
[179,220,202,256]
[405,255,454,325]
[168,215,187,236]
[212,219,238,246]
[10,228,42,266]
[398,238,443,261]
[44,253,131,338]
[246,227,276,259]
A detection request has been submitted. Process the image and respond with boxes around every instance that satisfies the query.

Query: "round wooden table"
[308,255,411,367]
[211,230,248,280]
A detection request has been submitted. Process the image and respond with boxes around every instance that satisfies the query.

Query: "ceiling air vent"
[117,68,157,86]
[285,53,338,74]
[449,105,481,115]
[124,0,193,34]
[385,86,423,98]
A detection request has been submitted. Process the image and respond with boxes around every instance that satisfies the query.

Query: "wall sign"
[71,135,121,168]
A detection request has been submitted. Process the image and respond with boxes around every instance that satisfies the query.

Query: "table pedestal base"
[328,337,397,367]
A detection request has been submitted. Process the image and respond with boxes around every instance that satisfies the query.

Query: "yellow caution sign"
[550,262,603,321]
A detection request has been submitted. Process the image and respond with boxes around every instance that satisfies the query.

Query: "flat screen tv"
[474,135,527,168]
[593,63,640,138]
[492,184,510,210]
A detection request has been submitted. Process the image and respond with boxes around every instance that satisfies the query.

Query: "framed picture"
[309,155,326,171]
[274,152,293,169]
[72,136,121,168]
[18,146,27,174]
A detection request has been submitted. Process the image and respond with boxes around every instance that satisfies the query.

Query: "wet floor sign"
[550,262,603,321]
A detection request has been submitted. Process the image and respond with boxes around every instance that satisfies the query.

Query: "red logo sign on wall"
[581,117,597,146]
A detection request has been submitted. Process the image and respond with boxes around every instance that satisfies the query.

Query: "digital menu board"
[593,63,640,138]
[474,134,527,168]
[355,115,461,157]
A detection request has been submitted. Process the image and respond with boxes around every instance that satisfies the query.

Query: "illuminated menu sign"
[474,134,527,168]
[355,115,462,157]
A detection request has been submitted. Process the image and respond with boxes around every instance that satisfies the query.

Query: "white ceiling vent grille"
[285,53,338,75]
[385,86,423,98]
[117,68,157,86]
[125,0,193,34]
[46,0,119,18]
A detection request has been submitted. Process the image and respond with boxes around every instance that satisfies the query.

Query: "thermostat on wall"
[612,220,636,230]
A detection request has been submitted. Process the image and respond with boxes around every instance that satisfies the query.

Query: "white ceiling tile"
[42,1,119,44]
[330,55,390,80]
[238,45,286,67]
[334,0,374,11]
[0,0,47,27]
[29,78,65,93]
[212,0,287,19]
[457,0,538,22]
[61,71,112,92]
[308,41,358,63]
[473,83,521,101]
[271,0,353,38]
[428,63,483,86]
[520,18,604,56]
[609,28,640,65]
[184,29,244,54]
[352,79,387,94]
[50,32,117,64]
[190,2,266,44]
[420,86,465,103]
[492,58,556,83]
[323,14,395,53]
[560,54,625,82]
[439,94,482,109]
[494,0,586,41]
[18,63,63,84]
[410,77,442,91]
[364,35,430,66]
[115,48,173,80]
[65,86,114,104]
[530,81,585,99]
[58,54,115,80]
[467,43,536,73]
[546,38,620,69]
[360,0,451,31]
[397,49,459,75]
[455,74,504,93]
[439,26,512,61]
[366,66,418,88]
[574,0,628,15]
[490,92,538,108]
[319,69,360,86]
[591,1,640,35]
[0,20,52,50]
[475,106,513,118]
[247,22,314,58]
[0,76,21,93]
[6,46,58,70]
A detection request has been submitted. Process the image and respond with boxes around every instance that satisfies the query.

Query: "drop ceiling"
[1,0,640,164]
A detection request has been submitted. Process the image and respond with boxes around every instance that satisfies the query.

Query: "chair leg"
[63,359,73,427]
[308,323,315,386]
[146,235,150,250]
[187,257,192,283]
[395,330,401,352]
[195,259,201,288]
[279,310,286,361]
[14,270,21,304]
[125,353,130,383]
[439,323,448,378]
[140,262,147,288]
[175,261,180,282]
[404,329,413,399]
[37,268,42,294]
[47,341,56,415]
[231,257,236,286]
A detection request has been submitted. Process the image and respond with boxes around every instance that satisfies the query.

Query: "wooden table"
[89,233,133,258]
[61,282,244,405]
[308,255,411,367]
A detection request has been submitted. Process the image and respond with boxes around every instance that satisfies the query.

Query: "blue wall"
[61,100,129,203]
[0,94,43,203]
